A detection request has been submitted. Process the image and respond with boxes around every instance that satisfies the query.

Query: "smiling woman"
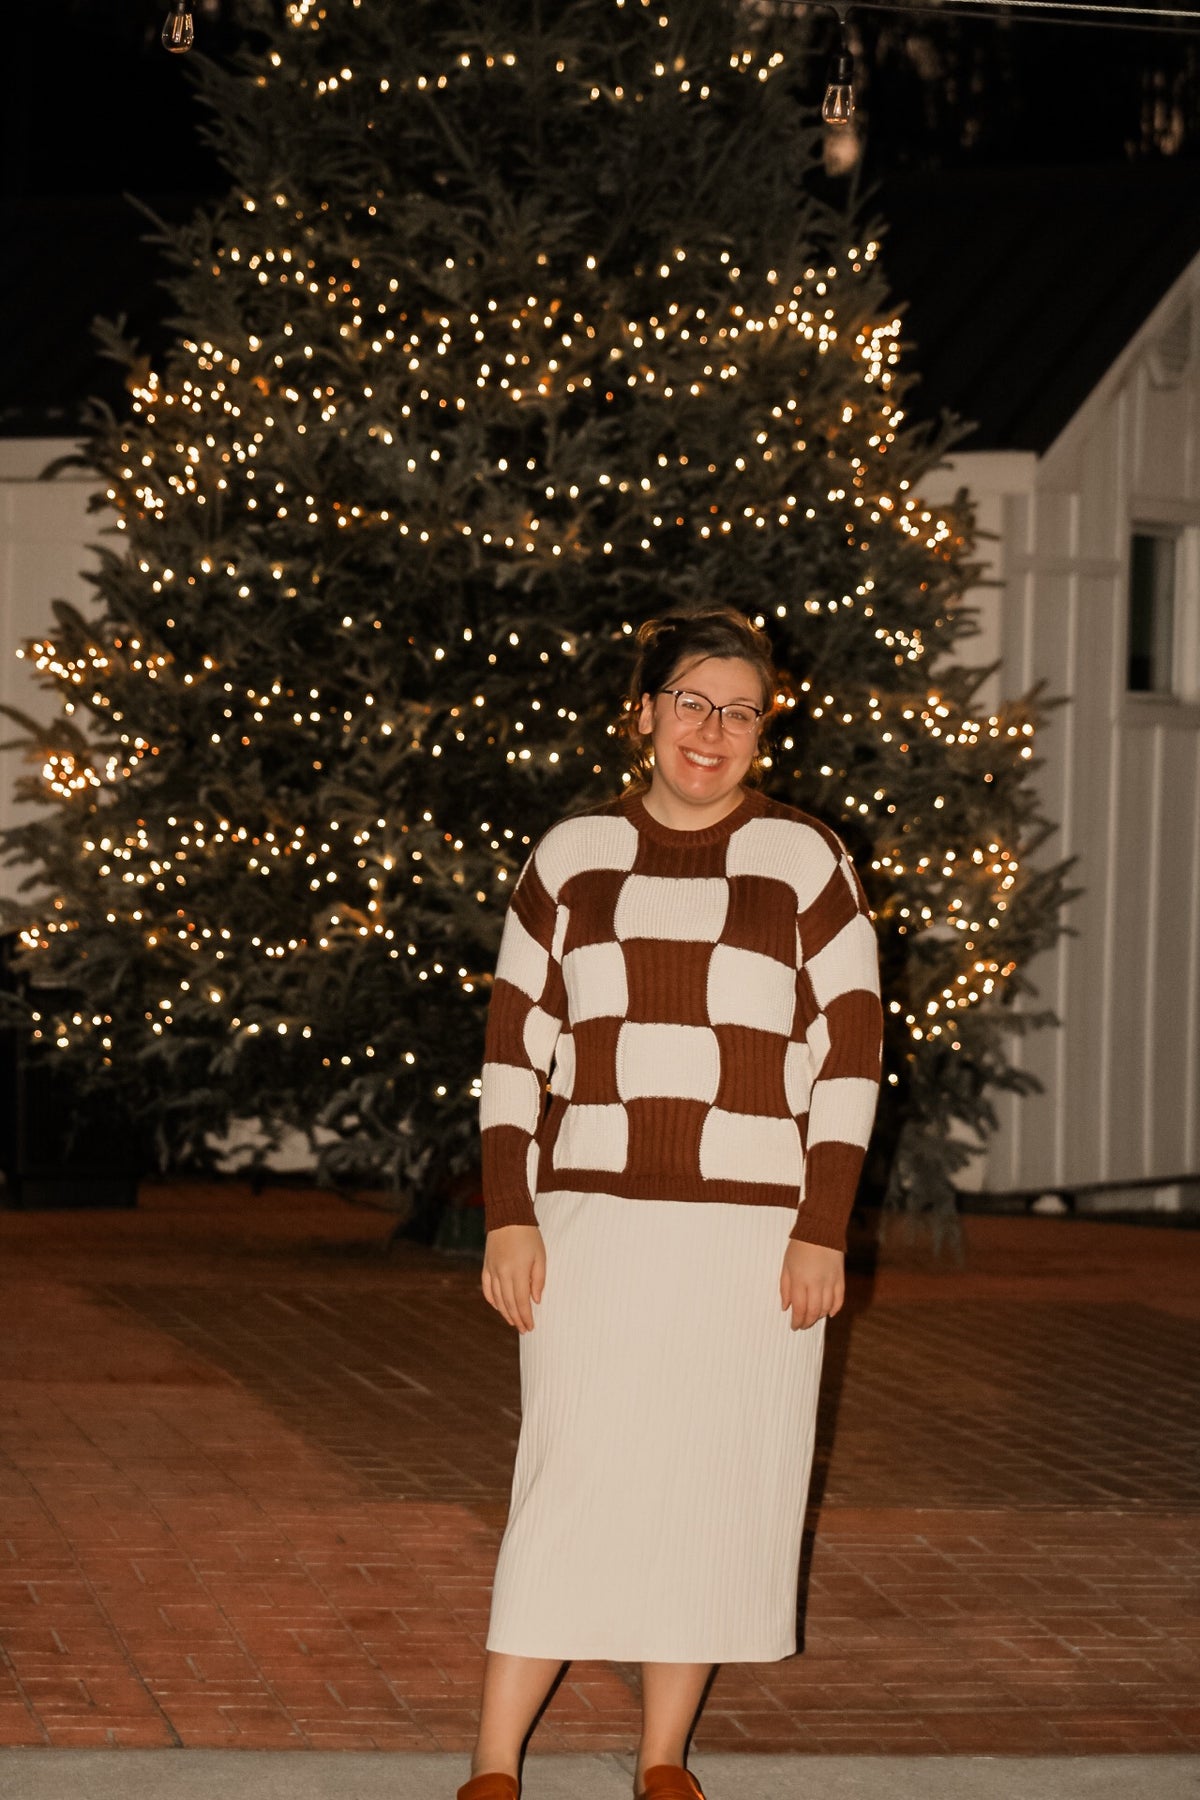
[620,609,780,819]
[638,658,763,826]
[626,611,776,832]
[465,606,884,1800]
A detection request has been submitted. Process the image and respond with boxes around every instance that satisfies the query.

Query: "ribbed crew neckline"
[622,786,765,848]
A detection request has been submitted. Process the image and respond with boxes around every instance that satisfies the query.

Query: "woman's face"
[636,654,765,823]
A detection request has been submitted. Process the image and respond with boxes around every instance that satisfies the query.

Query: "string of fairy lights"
[18,0,1049,1098]
[162,0,1200,123]
[103,248,923,560]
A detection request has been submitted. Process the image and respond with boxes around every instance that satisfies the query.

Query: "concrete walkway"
[2,1750,1200,1798]
[1,1180,1198,1772]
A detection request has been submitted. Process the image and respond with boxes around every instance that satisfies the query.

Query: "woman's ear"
[636,690,656,736]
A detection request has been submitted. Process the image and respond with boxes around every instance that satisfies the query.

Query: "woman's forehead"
[666,653,764,700]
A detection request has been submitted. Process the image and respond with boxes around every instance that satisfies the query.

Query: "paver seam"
[0,1436,180,1747]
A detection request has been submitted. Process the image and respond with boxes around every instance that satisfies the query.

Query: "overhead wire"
[785,0,1200,33]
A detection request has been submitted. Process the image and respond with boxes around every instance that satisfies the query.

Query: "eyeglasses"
[659,688,764,736]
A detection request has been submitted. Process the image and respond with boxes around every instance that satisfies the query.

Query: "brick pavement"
[0,1180,1198,1755]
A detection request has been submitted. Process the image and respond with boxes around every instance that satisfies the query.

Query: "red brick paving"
[0,1180,1198,1753]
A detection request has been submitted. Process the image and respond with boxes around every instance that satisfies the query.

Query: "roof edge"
[1042,245,1200,466]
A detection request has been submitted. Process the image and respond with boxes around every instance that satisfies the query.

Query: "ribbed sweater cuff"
[790,1140,867,1250]
[481,1126,538,1231]
[485,1194,539,1232]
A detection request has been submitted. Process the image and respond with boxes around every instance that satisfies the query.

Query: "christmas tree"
[1,0,1072,1225]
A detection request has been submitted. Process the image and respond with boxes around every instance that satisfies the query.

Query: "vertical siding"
[930,254,1200,1192]
[1106,725,1160,1179]
[1076,394,1121,550]
[0,444,96,904]
[1151,726,1200,1173]
[985,487,1036,1190]
[1059,571,1123,1185]
[1185,742,1200,1164]
[1015,547,1075,1187]
[1132,362,1192,499]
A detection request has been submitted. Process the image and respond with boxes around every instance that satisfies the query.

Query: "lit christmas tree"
[1,0,1072,1226]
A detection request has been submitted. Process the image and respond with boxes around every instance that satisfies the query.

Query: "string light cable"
[162,0,1200,56]
[803,0,1200,33]
[799,0,1198,136]
[861,0,1200,22]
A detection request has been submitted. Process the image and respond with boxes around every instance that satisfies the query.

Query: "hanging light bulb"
[821,6,855,126]
[161,2,195,53]
[821,47,855,125]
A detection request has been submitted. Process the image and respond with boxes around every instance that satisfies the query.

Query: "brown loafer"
[457,1775,519,1800]
[638,1767,705,1800]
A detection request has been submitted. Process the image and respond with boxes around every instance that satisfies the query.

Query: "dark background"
[4,0,1200,444]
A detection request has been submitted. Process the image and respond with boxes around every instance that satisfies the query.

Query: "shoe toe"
[639,1766,705,1800]
[456,1774,520,1800]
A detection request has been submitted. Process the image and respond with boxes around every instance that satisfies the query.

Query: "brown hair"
[617,605,786,790]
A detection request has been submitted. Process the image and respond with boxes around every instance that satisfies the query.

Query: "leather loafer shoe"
[638,1767,705,1800]
[457,1775,520,1800]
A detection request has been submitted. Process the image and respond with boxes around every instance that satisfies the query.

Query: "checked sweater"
[479,786,884,1250]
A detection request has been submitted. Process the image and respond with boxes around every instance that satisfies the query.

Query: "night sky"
[4,0,1199,439]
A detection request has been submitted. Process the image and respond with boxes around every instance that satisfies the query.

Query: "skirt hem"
[484,1635,798,1665]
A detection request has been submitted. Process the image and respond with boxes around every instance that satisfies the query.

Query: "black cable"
[847,0,1200,33]
[790,0,1200,33]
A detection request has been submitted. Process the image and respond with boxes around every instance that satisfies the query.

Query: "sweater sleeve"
[790,842,883,1251]
[479,849,566,1232]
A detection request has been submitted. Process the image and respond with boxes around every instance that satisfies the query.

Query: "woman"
[462,606,883,1800]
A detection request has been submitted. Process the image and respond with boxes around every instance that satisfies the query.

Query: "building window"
[1127,530,1177,694]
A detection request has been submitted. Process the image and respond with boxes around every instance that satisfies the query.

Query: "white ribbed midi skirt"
[485,1190,825,1664]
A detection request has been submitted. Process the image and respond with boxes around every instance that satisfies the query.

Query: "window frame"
[1124,520,1200,711]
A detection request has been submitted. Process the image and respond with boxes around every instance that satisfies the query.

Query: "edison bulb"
[821,52,855,125]
[161,3,195,52]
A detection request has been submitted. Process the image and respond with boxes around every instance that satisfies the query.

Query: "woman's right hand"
[481,1224,547,1333]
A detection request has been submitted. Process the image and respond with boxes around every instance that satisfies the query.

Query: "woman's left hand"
[780,1240,845,1331]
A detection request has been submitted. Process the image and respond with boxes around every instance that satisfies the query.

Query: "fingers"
[508,1267,536,1334]
[786,1271,845,1332]
[481,1252,541,1333]
[788,1287,827,1330]
[781,1242,846,1331]
[483,1267,531,1331]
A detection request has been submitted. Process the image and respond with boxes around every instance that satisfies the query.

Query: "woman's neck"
[640,776,746,834]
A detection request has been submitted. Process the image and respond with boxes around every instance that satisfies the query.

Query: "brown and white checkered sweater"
[480,787,883,1250]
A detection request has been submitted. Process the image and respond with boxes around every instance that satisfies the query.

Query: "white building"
[897,166,1200,1207]
[0,438,94,886]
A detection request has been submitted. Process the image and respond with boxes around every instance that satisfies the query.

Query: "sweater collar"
[621,785,766,848]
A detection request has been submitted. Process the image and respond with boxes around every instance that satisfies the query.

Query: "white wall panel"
[943,248,1200,1195]
[1076,398,1121,554]
[1011,568,1074,1184]
[1058,572,1121,1188]
[1185,734,1200,1165]
[1133,367,1193,503]
[0,444,97,904]
[1148,725,1200,1174]
[1105,724,1159,1181]
[1029,489,1078,566]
